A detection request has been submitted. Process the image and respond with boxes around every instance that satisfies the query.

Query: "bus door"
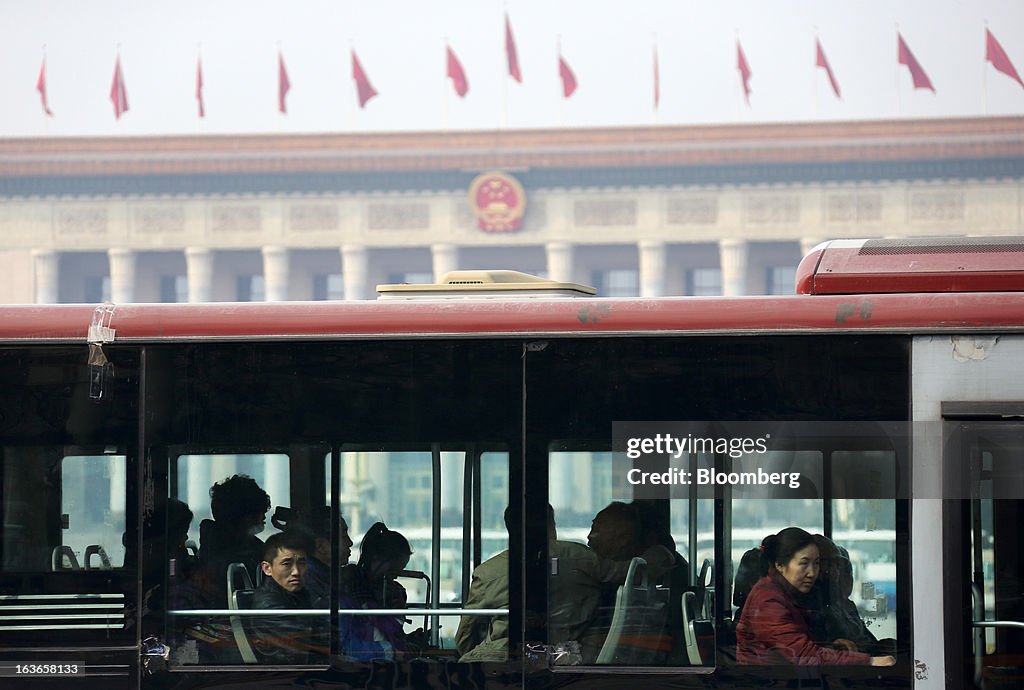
[0,345,140,687]
[945,415,1024,690]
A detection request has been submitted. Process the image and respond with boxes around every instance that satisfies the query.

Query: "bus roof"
[796,237,1024,295]
[1,291,1022,343]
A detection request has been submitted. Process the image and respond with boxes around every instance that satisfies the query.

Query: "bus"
[0,236,1022,689]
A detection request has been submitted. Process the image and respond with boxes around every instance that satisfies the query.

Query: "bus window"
[339,447,509,655]
[548,449,710,667]
[831,450,898,643]
[730,444,899,665]
[62,454,128,570]
[1,449,126,573]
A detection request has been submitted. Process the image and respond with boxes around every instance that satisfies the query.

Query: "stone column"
[31,249,59,304]
[262,245,290,302]
[638,240,667,297]
[341,244,368,300]
[185,247,214,303]
[431,243,459,282]
[719,238,749,297]
[545,242,575,283]
[108,248,136,303]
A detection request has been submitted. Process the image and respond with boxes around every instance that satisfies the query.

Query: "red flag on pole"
[110,55,129,119]
[196,56,205,118]
[351,50,378,108]
[558,52,577,98]
[736,41,752,104]
[278,52,291,113]
[897,33,935,92]
[505,13,522,83]
[36,58,53,116]
[446,45,469,97]
[985,28,1024,89]
[653,43,660,109]
[815,38,841,98]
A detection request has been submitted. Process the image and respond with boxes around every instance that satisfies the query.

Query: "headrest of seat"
[234,589,255,610]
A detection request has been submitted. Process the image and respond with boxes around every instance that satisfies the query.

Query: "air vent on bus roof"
[858,237,1024,256]
[376,270,598,299]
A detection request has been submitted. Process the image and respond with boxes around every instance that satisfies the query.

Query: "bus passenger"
[337,522,424,660]
[736,527,895,666]
[198,474,271,605]
[582,501,680,664]
[814,535,893,655]
[456,504,652,663]
[297,506,354,608]
[250,530,326,664]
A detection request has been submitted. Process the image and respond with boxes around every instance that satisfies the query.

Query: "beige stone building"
[0,116,1021,304]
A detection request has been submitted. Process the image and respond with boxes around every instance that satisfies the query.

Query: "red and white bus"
[0,236,1022,689]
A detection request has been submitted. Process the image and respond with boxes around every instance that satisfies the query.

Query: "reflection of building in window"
[237,275,265,302]
[84,276,111,303]
[481,455,508,530]
[160,275,188,303]
[765,266,796,295]
[592,269,639,297]
[313,273,344,300]
[686,268,721,296]
[389,454,432,524]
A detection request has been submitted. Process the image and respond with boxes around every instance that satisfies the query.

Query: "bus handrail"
[168,608,507,617]
[972,620,1024,630]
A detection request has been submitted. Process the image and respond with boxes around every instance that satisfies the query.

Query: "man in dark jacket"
[250,531,326,664]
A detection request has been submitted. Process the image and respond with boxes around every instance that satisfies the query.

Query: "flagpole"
[347,40,355,133]
[652,33,658,125]
[196,42,202,133]
[733,30,740,122]
[443,39,450,131]
[41,44,50,133]
[812,30,819,119]
[982,20,989,115]
[894,25,901,118]
[501,3,508,129]
[557,35,564,128]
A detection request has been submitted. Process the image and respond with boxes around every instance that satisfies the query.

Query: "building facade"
[1,116,1022,304]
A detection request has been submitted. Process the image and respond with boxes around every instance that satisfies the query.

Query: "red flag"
[505,13,521,82]
[986,29,1024,89]
[36,58,53,117]
[110,55,129,119]
[559,53,577,98]
[351,50,378,108]
[897,33,935,92]
[736,41,752,104]
[446,45,469,97]
[653,44,660,109]
[196,57,205,118]
[278,51,291,113]
[815,38,841,98]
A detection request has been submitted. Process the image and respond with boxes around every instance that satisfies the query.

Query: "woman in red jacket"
[736,527,896,667]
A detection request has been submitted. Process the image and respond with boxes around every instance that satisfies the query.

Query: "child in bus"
[249,530,327,664]
[736,527,896,666]
[337,522,426,660]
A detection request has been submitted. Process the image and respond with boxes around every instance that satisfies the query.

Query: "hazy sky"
[2,0,1022,138]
